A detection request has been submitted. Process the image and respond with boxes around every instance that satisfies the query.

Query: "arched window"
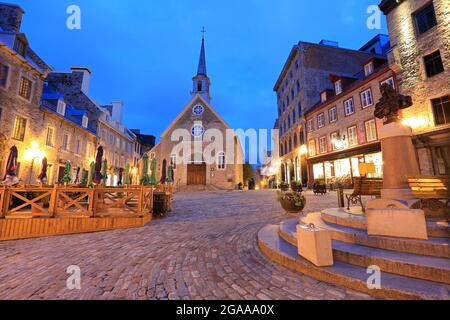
[197,81,202,92]
[217,152,226,170]
[170,154,177,169]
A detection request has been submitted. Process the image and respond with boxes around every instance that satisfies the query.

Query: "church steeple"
[192,28,211,102]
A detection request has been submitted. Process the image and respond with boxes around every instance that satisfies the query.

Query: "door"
[187,163,206,185]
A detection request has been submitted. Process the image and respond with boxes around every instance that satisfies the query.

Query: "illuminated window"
[308,140,316,157]
[62,133,70,151]
[12,116,27,141]
[331,132,339,151]
[18,76,32,100]
[319,136,327,154]
[347,126,358,147]
[365,119,378,142]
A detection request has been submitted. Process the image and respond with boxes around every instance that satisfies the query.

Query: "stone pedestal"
[379,122,420,200]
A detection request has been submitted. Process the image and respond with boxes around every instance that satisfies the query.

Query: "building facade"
[274,36,391,185]
[380,0,450,176]
[150,37,244,190]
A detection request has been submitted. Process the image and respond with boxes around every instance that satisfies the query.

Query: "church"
[149,36,244,190]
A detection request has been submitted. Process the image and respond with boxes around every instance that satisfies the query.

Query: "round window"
[193,105,204,115]
[191,125,205,137]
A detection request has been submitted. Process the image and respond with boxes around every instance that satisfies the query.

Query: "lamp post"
[24,142,45,185]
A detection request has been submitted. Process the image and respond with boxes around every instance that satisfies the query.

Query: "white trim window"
[320,92,327,103]
[347,126,358,147]
[57,100,66,116]
[335,80,342,95]
[365,119,378,142]
[82,115,89,128]
[308,140,316,157]
[381,77,395,89]
[62,133,70,151]
[344,98,355,116]
[319,136,327,154]
[364,62,374,76]
[217,152,226,170]
[307,119,314,132]
[170,154,177,169]
[361,89,374,108]
[317,113,325,128]
[46,126,55,147]
[329,106,337,123]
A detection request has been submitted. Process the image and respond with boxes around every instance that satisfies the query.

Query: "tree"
[243,163,255,186]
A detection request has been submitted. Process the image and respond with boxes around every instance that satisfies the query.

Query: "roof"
[379,0,404,14]
[196,37,207,76]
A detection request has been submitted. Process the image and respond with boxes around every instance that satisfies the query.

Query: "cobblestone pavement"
[0,190,372,300]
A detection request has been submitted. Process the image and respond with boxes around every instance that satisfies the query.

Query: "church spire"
[192,28,211,102]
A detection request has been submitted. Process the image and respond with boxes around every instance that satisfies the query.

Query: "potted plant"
[313,179,327,195]
[237,182,243,190]
[279,182,289,191]
[277,191,306,215]
[290,181,303,192]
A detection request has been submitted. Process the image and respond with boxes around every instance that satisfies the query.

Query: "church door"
[187,163,206,185]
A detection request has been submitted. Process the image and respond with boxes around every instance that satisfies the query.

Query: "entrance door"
[187,163,206,185]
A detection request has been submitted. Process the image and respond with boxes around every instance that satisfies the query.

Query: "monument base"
[366,208,428,240]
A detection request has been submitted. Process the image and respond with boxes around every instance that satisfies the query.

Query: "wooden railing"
[0,185,169,219]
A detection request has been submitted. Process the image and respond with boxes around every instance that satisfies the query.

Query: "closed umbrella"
[150,158,157,186]
[101,159,108,186]
[118,168,123,186]
[61,161,72,185]
[140,154,151,186]
[80,168,88,186]
[160,159,167,184]
[37,157,48,184]
[74,167,81,184]
[94,146,103,185]
[2,146,19,186]
[123,164,131,185]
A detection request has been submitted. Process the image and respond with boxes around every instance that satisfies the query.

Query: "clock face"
[193,105,204,116]
[191,125,205,137]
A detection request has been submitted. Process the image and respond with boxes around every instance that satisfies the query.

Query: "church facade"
[149,37,244,190]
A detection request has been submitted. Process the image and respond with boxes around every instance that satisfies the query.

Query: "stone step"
[282,215,450,259]
[258,224,450,300]
[279,218,450,284]
[321,208,450,238]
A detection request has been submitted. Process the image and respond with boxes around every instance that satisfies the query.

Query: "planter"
[280,198,305,214]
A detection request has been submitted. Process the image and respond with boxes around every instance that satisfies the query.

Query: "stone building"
[149,37,244,190]
[274,35,391,185]
[0,3,52,181]
[380,0,450,175]
[304,55,396,184]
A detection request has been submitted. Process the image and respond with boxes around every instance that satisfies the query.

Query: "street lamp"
[24,142,45,185]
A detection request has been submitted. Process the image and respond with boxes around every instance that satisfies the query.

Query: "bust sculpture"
[374,84,413,124]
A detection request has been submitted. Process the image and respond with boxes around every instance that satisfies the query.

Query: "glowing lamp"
[24,142,45,161]
[299,145,308,155]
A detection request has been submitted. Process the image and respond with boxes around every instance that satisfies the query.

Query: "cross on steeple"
[201,26,206,40]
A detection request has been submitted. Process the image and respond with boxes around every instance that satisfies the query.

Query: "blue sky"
[16,0,387,140]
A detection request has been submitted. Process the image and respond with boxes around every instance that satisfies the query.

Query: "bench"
[408,176,450,216]
[346,177,383,212]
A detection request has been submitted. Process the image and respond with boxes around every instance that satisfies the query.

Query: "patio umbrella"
[37,157,48,184]
[160,159,167,184]
[123,164,131,185]
[2,146,19,186]
[118,168,123,186]
[61,161,72,185]
[140,153,151,186]
[101,159,108,186]
[167,165,173,183]
[150,158,157,186]
[88,162,95,188]
[93,146,103,185]
[80,168,88,185]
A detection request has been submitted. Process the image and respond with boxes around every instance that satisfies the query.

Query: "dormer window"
[335,80,343,95]
[321,92,327,103]
[14,38,27,57]
[82,115,89,128]
[57,100,66,116]
[364,62,374,76]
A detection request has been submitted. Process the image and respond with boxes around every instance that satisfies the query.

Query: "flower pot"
[280,198,305,214]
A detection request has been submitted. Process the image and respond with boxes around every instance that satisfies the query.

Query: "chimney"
[0,3,25,33]
[111,100,124,124]
[319,40,339,48]
[70,67,91,94]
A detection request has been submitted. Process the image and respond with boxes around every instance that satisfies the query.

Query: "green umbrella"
[167,165,173,183]
[140,154,151,186]
[88,162,95,188]
[80,168,88,185]
[61,161,72,184]
[150,158,157,186]
[101,159,108,186]
[123,163,131,185]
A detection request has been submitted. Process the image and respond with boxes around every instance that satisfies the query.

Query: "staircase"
[258,208,450,300]
[176,184,228,193]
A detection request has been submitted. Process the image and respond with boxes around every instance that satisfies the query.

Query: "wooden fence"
[0,185,162,219]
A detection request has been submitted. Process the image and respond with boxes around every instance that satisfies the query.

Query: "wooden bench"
[346,177,383,212]
[408,176,450,216]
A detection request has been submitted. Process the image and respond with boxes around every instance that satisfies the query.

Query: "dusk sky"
[16,0,388,140]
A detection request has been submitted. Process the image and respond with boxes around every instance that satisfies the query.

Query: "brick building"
[380,0,450,176]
